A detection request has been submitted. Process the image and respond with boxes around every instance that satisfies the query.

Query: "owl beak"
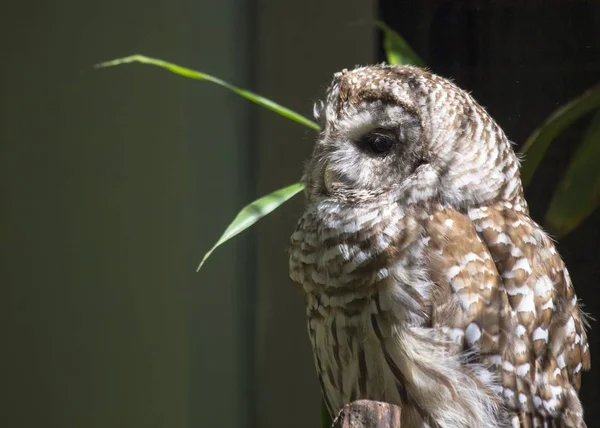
[323,161,336,194]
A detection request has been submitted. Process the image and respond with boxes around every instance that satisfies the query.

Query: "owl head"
[303,64,524,210]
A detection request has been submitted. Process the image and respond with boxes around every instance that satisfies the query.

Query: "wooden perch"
[332,400,402,428]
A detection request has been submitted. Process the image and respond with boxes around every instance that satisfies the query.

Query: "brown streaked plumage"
[289,64,590,427]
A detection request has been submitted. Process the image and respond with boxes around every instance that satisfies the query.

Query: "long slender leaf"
[375,21,425,67]
[196,182,304,271]
[322,400,332,428]
[544,108,600,237]
[520,84,600,186]
[96,55,319,131]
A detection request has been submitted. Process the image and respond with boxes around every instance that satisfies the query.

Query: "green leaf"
[96,55,319,131]
[519,84,600,186]
[196,182,304,271]
[545,108,600,237]
[374,21,425,67]
[322,400,332,428]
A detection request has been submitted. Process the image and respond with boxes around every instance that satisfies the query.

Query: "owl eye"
[357,132,396,156]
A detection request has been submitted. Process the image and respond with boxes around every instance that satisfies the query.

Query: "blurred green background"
[1,1,598,428]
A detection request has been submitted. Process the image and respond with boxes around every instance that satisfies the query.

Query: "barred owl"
[289,65,590,428]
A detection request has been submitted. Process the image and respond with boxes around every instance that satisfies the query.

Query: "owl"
[289,65,591,428]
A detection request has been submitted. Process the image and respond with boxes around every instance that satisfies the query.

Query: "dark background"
[1,0,598,427]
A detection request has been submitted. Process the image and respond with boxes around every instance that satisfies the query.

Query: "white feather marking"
[543,400,559,415]
[446,327,464,344]
[533,396,543,410]
[516,291,536,314]
[511,416,520,428]
[450,276,468,293]
[462,252,482,264]
[493,233,512,246]
[465,323,481,345]
[468,208,488,220]
[510,246,523,257]
[478,219,503,232]
[354,209,379,227]
[503,388,515,400]
[534,275,553,297]
[550,385,562,397]
[341,249,370,274]
[461,292,482,308]
[565,317,576,336]
[519,393,528,406]
[516,363,530,377]
[480,280,494,291]
[321,244,346,262]
[489,355,502,366]
[503,177,519,200]
[514,341,527,355]
[374,268,390,282]
[506,284,530,296]
[543,388,561,414]
[512,258,533,274]
[533,327,549,342]
[511,219,523,228]
[446,265,461,281]
[557,354,566,369]
[514,324,526,337]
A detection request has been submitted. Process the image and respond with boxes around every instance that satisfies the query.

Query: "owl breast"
[289,199,499,427]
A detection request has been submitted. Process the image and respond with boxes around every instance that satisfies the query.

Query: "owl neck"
[428,103,527,210]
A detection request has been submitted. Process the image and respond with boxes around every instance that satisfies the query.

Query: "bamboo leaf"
[519,84,600,186]
[96,54,319,131]
[322,400,332,428]
[545,108,600,237]
[196,182,304,271]
[374,21,425,67]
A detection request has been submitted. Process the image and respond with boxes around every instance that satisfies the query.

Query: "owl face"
[303,65,524,209]
[306,100,429,203]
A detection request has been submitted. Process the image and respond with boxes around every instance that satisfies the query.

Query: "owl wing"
[422,205,590,428]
